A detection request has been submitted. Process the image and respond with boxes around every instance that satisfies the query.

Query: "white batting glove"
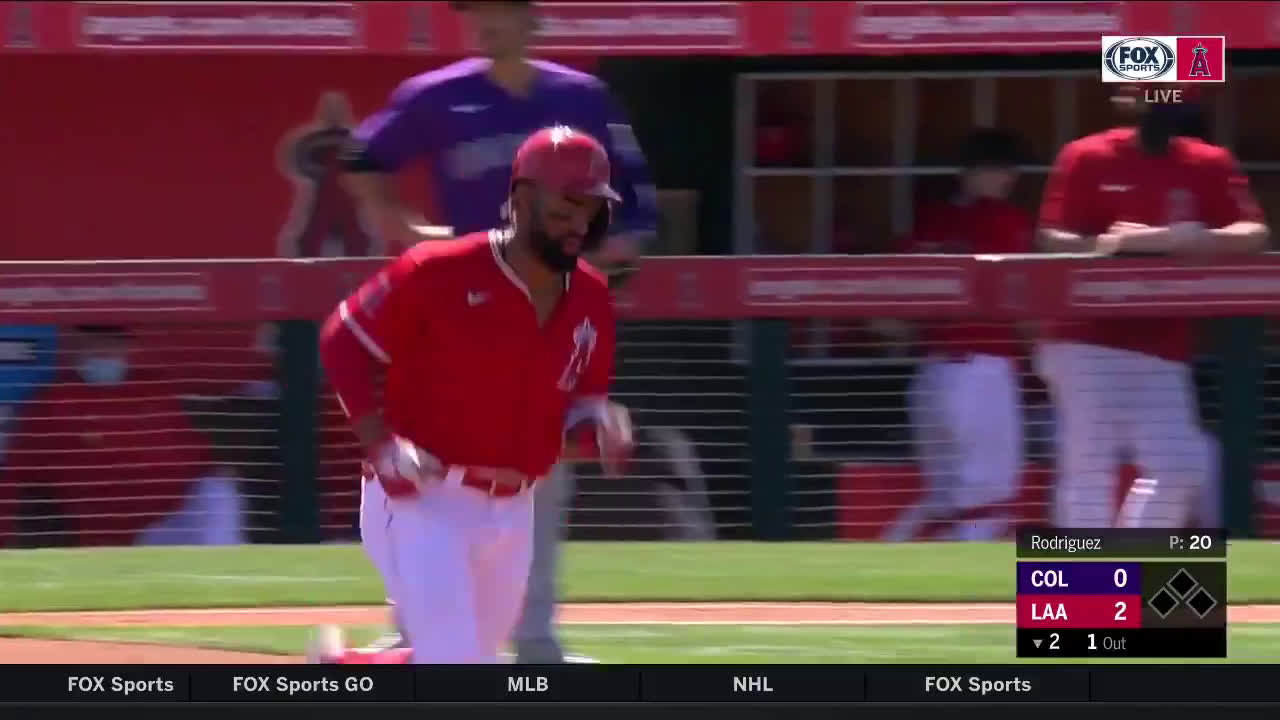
[369,436,444,499]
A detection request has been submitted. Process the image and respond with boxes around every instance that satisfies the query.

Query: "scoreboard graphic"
[1015,529,1227,658]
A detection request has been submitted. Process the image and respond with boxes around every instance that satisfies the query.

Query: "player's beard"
[528,200,584,274]
[530,225,581,274]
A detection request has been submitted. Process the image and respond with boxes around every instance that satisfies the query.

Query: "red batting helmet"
[509,125,620,252]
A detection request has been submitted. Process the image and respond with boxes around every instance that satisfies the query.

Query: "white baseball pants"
[890,353,1024,541]
[1035,341,1210,529]
[359,473,534,663]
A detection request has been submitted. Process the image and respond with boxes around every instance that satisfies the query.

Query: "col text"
[1016,562,1142,595]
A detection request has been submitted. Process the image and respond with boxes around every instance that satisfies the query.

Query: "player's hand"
[596,402,634,478]
[1094,232,1122,256]
[564,401,634,477]
[369,436,444,499]
[586,232,646,289]
[1096,221,1144,255]
[1097,222,1172,255]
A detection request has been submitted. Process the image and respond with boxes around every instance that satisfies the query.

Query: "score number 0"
[1044,569,1130,652]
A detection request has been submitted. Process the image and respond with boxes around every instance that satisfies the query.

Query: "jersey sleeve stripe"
[339,300,391,364]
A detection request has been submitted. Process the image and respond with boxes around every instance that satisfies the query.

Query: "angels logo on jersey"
[557,318,597,392]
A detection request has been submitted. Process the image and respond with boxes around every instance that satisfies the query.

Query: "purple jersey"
[354,57,658,238]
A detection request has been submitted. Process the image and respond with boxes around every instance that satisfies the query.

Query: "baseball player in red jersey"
[314,125,633,664]
[887,129,1032,542]
[341,0,656,663]
[1036,85,1269,529]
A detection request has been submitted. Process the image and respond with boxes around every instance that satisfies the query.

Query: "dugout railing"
[0,254,1273,548]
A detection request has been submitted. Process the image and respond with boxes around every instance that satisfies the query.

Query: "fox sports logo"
[1104,37,1175,81]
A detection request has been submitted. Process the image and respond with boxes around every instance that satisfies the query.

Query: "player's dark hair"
[959,128,1025,169]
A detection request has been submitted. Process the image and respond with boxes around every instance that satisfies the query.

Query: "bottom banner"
[1,665,1278,704]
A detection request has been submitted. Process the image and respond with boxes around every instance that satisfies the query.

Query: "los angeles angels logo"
[276,92,382,259]
[557,318,597,392]
[1188,44,1213,78]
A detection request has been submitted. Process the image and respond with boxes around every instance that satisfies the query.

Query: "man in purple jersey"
[336,0,658,665]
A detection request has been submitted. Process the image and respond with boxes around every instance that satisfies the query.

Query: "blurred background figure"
[1037,84,1267,530]
[0,325,58,547]
[1196,429,1224,529]
[636,425,716,541]
[2,325,245,547]
[885,128,1032,542]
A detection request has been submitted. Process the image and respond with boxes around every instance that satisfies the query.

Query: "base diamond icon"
[1187,587,1219,618]
[1167,568,1199,598]
[1149,587,1179,618]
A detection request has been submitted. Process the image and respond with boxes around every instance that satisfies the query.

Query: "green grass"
[4,623,1277,664]
[1,541,1277,612]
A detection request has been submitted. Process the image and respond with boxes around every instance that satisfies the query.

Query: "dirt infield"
[4,603,1279,663]
[0,638,297,664]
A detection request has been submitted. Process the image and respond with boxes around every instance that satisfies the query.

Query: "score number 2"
[1112,568,1129,627]
[1113,568,1129,621]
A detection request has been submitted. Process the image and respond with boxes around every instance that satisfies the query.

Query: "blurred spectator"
[3,325,245,547]
[884,128,1032,541]
[0,325,58,546]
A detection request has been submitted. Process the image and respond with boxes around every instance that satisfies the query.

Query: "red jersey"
[339,231,617,478]
[1038,127,1264,362]
[906,196,1032,358]
[4,370,214,546]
